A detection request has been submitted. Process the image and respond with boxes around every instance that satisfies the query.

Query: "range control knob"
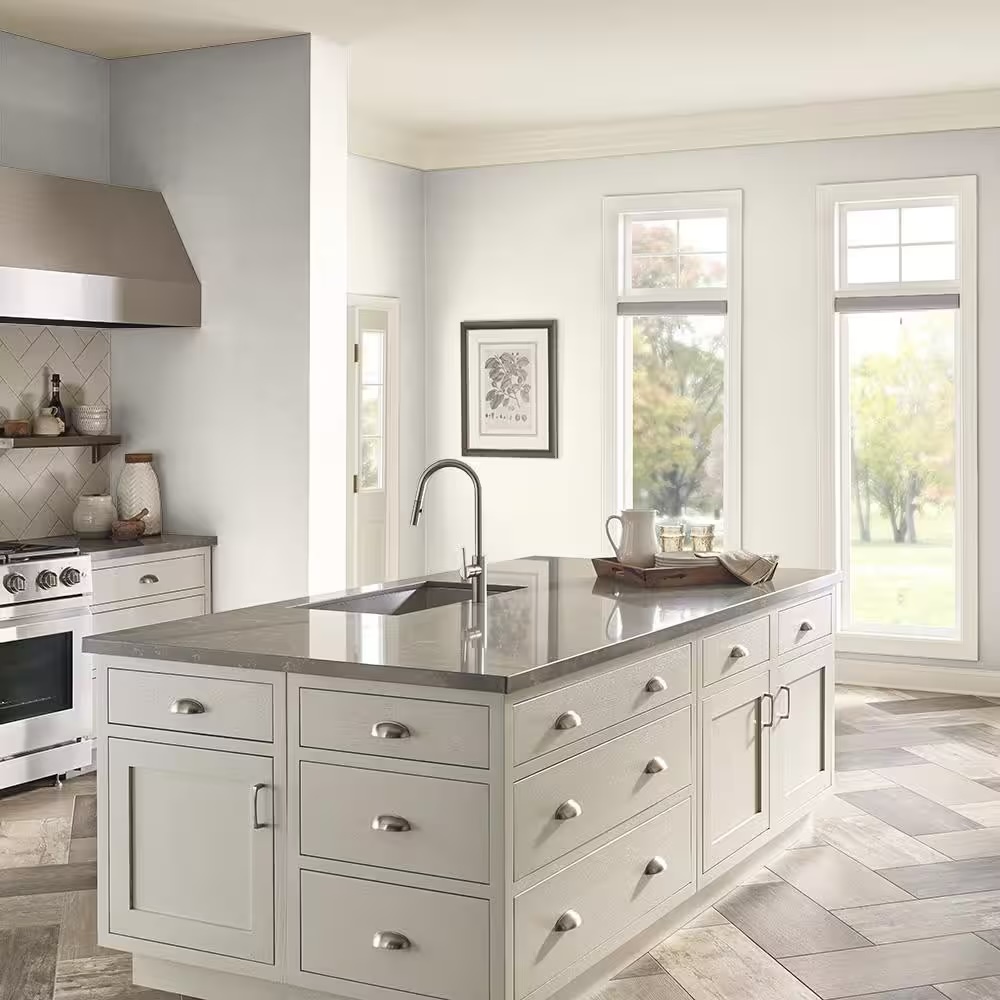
[3,573,26,594]
[60,567,82,587]
[36,570,59,590]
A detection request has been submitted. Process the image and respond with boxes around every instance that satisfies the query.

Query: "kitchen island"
[85,556,839,1000]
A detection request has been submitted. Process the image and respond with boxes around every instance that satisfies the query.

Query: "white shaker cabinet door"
[107,738,274,964]
[771,644,834,819]
[701,670,771,872]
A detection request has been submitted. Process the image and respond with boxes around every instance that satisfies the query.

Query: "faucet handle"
[459,546,482,582]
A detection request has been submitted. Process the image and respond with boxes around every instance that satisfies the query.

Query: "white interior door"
[348,297,399,587]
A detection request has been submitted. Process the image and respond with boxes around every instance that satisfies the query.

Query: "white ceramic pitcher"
[605,509,658,568]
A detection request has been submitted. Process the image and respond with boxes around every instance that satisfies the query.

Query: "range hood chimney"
[0,166,200,329]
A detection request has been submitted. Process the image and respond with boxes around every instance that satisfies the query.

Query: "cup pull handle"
[645,756,668,774]
[645,675,667,693]
[170,698,205,715]
[799,619,815,633]
[730,644,750,659]
[373,931,411,950]
[554,909,583,932]
[645,856,668,876]
[139,574,159,585]
[371,721,410,739]
[554,710,582,731]
[372,814,411,833]
[554,799,582,821]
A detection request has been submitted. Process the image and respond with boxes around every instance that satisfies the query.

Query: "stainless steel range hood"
[0,166,201,328]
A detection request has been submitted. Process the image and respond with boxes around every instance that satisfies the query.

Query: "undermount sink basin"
[307,581,523,616]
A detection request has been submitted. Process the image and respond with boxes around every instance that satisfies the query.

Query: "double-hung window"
[818,177,978,660]
[604,191,742,548]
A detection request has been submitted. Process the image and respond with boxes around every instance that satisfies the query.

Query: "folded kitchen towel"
[717,549,779,585]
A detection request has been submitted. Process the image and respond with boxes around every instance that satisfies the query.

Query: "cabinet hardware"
[554,710,582,730]
[761,691,776,729]
[645,756,668,774]
[799,619,815,632]
[778,684,791,720]
[371,721,410,739]
[372,814,411,833]
[169,698,205,715]
[139,574,159,585]
[554,909,583,932]
[251,783,266,830]
[645,675,667,693]
[730,644,750,659]
[554,798,583,821]
[644,856,668,876]
[372,931,411,950]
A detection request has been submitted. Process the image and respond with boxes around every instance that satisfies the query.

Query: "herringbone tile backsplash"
[0,325,112,540]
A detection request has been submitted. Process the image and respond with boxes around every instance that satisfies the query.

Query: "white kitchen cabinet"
[701,670,771,872]
[770,644,834,818]
[106,737,274,964]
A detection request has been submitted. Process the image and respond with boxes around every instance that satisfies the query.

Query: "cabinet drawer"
[701,616,770,687]
[515,799,692,999]
[93,594,207,635]
[777,595,833,655]
[299,688,489,769]
[513,644,691,765]
[300,870,489,1000]
[299,762,490,883]
[93,554,205,606]
[514,705,691,879]
[107,668,273,742]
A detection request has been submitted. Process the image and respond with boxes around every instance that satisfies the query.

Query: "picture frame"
[460,319,558,458]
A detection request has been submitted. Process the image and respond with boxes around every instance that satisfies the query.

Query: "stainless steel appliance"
[0,542,94,789]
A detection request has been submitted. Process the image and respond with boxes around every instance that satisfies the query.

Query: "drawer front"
[778,594,833,655]
[513,644,691,765]
[515,798,692,999]
[93,594,207,635]
[514,705,691,879]
[299,762,490,883]
[299,688,489,769]
[93,553,206,606]
[107,668,273,742]
[701,615,770,687]
[300,869,489,1000]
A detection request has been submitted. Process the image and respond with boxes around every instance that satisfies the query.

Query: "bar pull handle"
[251,783,266,830]
[778,684,792,721]
[761,692,776,729]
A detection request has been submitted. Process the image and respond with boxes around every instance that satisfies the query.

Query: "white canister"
[117,453,162,535]
[73,494,115,539]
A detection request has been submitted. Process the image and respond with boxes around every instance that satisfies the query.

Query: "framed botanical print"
[460,320,558,458]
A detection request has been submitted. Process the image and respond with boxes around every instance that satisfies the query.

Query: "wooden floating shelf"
[0,434,122,463]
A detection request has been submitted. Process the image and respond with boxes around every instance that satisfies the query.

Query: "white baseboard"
[837,656,1000,696]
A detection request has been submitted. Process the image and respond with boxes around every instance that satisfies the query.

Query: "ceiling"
[4,0,1000,165]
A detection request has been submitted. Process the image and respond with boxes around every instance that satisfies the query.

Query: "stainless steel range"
[0,541,94,789]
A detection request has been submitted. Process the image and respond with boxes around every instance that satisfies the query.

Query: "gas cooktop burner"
[0,541,81,564]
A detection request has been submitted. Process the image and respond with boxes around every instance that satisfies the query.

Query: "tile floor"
[5,687,1000,999]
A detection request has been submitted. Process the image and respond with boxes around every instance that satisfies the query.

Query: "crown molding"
[350,87,1000,171]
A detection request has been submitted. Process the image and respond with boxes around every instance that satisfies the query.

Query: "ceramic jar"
[73,494,115,539]
[117,453,162,535]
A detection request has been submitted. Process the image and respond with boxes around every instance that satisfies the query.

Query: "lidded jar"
[117,453,162,535]
[73,494,114,539]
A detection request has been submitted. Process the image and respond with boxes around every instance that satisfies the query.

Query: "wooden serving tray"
[592,556,737,588]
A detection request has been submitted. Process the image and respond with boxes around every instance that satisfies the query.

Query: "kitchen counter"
[42,533,217,562]
[84,556,838,692]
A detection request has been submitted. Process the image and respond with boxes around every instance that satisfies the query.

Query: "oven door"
[0,606,92,761]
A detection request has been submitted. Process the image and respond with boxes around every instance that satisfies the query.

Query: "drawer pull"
[372,931,411,951]
[799,619,815,633]
[730,644,750,659]
[372,814,411,833]
[251,783,266,830]
[554,710,582,731]
[645,675,668,693]
[371,721,410,740]
[139,574,159,585]
[554,798,583,821]
[170,698,205,715]
[778,684,792,721]
[554,909,583,933]
[645,856,668,876]
[645,756,668,775]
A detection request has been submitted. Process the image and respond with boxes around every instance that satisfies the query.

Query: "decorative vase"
[73,494,115,539]
[117,453,162,536]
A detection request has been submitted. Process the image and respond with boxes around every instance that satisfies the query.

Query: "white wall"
[109,37,316,610]
[424,129,1000,668]
[347,155,427,577]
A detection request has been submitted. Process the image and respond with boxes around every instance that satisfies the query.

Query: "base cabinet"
[107,738,275,964]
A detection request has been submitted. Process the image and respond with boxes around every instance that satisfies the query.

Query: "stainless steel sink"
[306,581,523,616]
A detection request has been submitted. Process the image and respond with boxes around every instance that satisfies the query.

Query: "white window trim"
[602,190,742,549]
[817,176,978,662]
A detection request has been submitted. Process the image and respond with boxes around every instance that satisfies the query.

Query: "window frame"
[817,176,978,662]
[602,190,743,549]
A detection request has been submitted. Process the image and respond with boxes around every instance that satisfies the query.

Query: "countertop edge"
[80,535,218,562]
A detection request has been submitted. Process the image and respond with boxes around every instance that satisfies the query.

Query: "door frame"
[346,294,401,586]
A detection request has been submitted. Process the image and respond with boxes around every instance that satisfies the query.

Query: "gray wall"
[110,38,314,610]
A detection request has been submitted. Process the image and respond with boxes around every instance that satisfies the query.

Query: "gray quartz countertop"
[83,557,839,693]
[40,533,217,562]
